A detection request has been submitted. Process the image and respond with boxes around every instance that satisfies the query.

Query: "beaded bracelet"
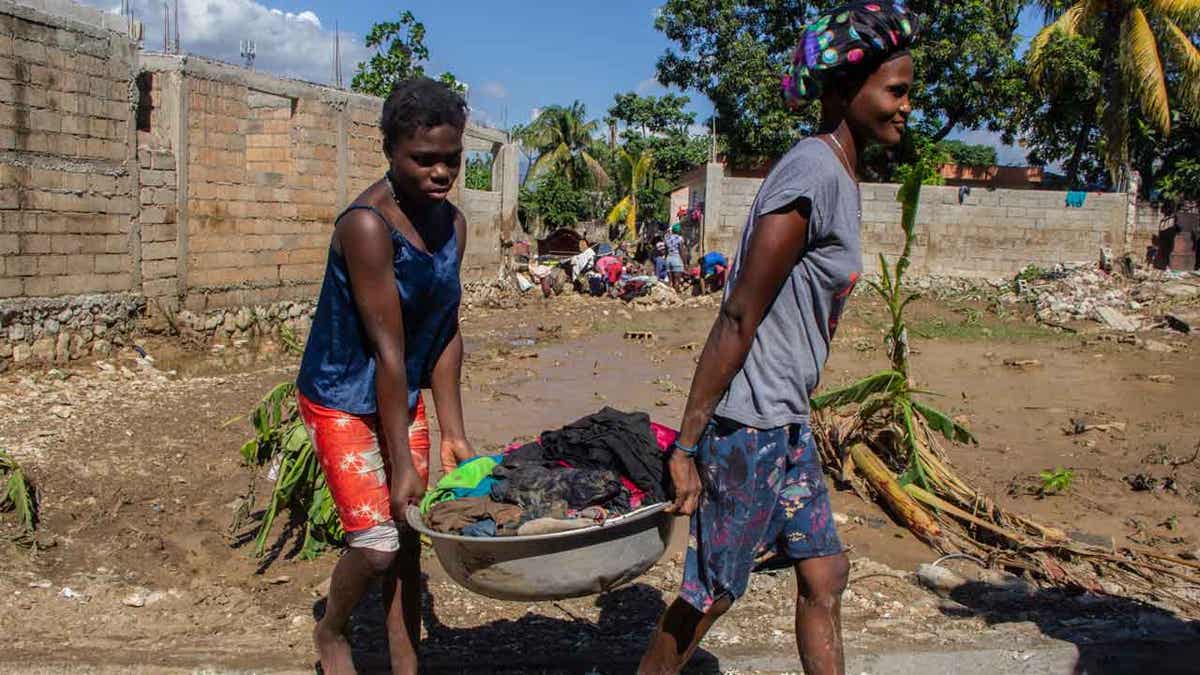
[672,440,698,458]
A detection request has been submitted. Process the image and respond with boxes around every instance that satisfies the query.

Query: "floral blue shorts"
[678,419,843,612]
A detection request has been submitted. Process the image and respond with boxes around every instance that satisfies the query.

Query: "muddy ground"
[2,284,1199,673]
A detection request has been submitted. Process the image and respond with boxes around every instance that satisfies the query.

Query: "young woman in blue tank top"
[296,78,473,675]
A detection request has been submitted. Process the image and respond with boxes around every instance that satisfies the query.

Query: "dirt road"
[2,288,1198,673]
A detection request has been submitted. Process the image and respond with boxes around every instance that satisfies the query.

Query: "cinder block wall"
[0,0,517,365]
[702,167,1130,277]
[0,0,138,300]
[140,55,517,314]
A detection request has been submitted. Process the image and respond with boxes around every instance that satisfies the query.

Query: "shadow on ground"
[314,576,720,674]
[945,580,1200,675]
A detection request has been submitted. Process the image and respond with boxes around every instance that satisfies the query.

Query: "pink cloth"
[650,422,678,452]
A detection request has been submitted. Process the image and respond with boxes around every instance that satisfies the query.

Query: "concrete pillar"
[497,142,520,238]
[335,100,349,210]
[172,68,190,299]
[701,162,725,252]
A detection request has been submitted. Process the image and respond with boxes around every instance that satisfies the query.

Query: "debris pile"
[1001,261,1200,331]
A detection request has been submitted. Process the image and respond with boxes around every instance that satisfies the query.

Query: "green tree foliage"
[519,172,590,230]
[654,0,1026,167]
[600,92,710,229]
[1028,1,1200,180]
[1157,156,1200,204]
[351,11,464,97]
[607,92,710,181]
[464,155,492,191]
[607,92,697,137]
[1005,29,1105,186]
[938,139,998,167]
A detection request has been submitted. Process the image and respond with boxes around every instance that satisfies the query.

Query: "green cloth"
[419,457,499,513]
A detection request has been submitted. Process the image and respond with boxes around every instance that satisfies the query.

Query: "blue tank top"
[297,203,461,415]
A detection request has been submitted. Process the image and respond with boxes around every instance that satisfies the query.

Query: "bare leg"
[314,547,396,675]
[794,553,850,675]
[638,596,731,675]
[380,529,422,675]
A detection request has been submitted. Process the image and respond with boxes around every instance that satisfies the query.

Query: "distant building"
[938,163,1047,190]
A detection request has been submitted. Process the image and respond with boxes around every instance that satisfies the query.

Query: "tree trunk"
[1101,0,1130,181]
[1065,103,1097,188]
[849,443,941,541]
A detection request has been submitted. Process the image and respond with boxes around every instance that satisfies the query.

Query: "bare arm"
[337,209,424,509]
[668,200,812,514]
[430,208,473,472]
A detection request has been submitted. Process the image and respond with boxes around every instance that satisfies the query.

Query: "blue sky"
[89,1,1050,165]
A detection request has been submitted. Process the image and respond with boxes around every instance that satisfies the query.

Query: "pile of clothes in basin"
[419,408,677,537]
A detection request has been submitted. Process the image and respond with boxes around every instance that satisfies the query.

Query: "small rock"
[1094,306,1139,332]
[976,569,1036,596]
[1143,339,1173,353]
[49,405,72,419]
[1161,282,1200,299]
[1003,358,1042,369]
[916,564,967,594]
[291,615,310,627]
[1147,374,1176,384]
[267,575,291,585]
[59,587,82,600]
[234,308,254,331]
[122,589,150,607]
[833,512,850,525]
[28,580,52,589]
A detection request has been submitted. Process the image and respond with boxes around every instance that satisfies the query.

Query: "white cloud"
[480,81,508,99]
[87,0,370,86]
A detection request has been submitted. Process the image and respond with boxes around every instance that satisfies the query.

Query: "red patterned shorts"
[297,392,431,539]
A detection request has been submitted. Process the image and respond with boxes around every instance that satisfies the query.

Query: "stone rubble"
[998,262,1200,330]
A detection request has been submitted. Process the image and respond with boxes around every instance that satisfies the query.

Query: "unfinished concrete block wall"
[700,164,1130,278]
[0,0,137,300]
[138,55,517,314]
[0,0,518,366]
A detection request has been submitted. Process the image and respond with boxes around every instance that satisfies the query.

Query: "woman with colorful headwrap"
[640,4,917,674]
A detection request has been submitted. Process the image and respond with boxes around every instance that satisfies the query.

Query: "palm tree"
[605,149,655,241]
[1028,1,1200,181]
[526,101,611,189]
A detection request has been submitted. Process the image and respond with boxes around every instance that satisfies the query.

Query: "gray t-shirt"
[714,137,862,429]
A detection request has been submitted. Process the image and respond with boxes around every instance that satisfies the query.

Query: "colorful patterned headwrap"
[782,2,919,107]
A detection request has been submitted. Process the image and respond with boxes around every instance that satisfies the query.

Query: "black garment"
[538,407,667,503]
[490,463,628,520]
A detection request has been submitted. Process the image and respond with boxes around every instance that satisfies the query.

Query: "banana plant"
[0,448,37,542]
[605,148,655,241]
[234,382,343,560]
[812,150,975,494]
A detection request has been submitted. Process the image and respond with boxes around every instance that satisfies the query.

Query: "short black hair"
[380,77,467,155]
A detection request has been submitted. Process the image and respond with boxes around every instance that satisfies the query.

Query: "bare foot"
[313,622,355,675]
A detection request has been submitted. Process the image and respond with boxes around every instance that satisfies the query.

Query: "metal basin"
[406,503,674,601]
